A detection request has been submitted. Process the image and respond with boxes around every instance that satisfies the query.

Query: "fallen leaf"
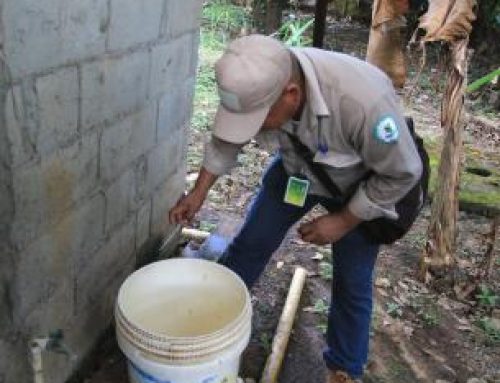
[375,277,391,288]
[398,281,409,290]
[311,252,324,261]
[377,288,389,297]
[403,325,414,337]
[383,318,393,327]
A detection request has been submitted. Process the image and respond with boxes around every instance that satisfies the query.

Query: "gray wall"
[0,1,202,382]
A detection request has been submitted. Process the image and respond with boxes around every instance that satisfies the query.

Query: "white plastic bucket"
[115,258,252,383]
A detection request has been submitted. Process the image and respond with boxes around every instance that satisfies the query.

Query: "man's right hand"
[169,190,205,225]
[168,167,219,225]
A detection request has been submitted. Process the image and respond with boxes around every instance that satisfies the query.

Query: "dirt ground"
[82,15,499,383]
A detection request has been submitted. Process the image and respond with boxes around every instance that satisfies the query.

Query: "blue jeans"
[220,157,379,378]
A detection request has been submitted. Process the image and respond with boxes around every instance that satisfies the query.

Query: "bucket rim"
[116,258,252,341]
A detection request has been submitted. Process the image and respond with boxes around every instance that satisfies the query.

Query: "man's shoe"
[327,370,361,383]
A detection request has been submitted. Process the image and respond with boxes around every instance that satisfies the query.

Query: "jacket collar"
[290,48,330,118]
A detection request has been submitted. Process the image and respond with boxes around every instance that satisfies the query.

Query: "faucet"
[30,330,75,383]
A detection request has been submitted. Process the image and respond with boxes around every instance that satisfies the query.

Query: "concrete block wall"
[0,1,202,382]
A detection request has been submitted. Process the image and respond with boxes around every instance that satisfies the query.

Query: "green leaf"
[312,298,330,315]
[476,285,498,307]
[466,67,500,93]
[319,261,333,281]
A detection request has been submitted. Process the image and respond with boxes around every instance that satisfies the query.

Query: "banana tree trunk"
[413,0,476,281]
[419,38,469,280]
[366,0,408,88]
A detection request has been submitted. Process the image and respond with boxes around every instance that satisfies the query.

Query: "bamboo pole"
[260,267,308,383]
[180,227,210,241]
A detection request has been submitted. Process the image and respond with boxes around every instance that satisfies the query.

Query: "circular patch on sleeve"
[373,116,400,144]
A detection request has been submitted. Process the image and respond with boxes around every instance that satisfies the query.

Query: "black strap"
[285,132,347,202]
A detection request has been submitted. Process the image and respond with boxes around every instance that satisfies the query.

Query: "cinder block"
[2,0,108,78]
[11,132,99,250]
[77,218,135,314]
[36,67,79,156]
[3,84,39,168]
[162,0,202,38]
[100,105,156,183]
[0,339,32,383]
[81,50,150,130]
[20,219,133,383]
[151,168,185,238]
[156,77,195,141]
[105,167,136,232]
[136,200,152,250]
[146,130,183,193]
[149,34,193,100]
[69,259,132,360]
[63,219,135,374]
[14,193,105,319]
[108,0,163,50]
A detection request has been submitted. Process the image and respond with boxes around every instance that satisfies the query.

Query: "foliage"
[420,309,440,327]
[319,261,333,281]
[202,0,250,35]
[191,52,219,132]
[476,285,498,308]
[316,322,328,335]
[478,317,500,345]
[308,298,329,334]
[479,0,500,30]
[311,298,330,315]
[277,17,314,47]
[198,220,217,232]
[259,332,273,353]
[386,302,403,318]
[466,67,500,93]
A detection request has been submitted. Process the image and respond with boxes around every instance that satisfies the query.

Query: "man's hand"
[168,167,218,225]
[169,190,206,225]
[298,209,362,245]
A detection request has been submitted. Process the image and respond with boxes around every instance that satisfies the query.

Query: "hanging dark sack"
[287,117,430,245]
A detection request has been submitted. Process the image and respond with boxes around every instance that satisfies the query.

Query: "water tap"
[31,330,75,359]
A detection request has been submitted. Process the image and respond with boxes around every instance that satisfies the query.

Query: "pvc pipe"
[181,227,210,241]
[260,267,308,383]
[31,339,49,383]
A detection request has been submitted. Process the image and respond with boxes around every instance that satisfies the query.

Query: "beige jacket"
[203,47,423,221]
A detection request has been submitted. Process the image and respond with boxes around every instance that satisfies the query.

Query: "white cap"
[213,35,292,144]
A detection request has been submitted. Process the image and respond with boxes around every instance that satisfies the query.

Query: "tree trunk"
[266,0,282,33]
[313,0,329,47]
[366,0,408,88]
[253,0,287,34]
[419,39,469,281]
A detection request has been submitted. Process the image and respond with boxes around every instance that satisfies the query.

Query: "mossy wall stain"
[424,138,500,212]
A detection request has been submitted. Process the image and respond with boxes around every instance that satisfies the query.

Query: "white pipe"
[30,339,49,383]
[181,227,210,241]
[260,267,308,383]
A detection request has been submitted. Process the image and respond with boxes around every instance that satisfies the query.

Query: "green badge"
[284,176,310,207]
[374,116,399,144]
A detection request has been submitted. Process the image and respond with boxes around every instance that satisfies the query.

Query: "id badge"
[284,176,310,207]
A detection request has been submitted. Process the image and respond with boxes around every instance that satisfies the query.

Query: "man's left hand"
[298,209,362,245]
